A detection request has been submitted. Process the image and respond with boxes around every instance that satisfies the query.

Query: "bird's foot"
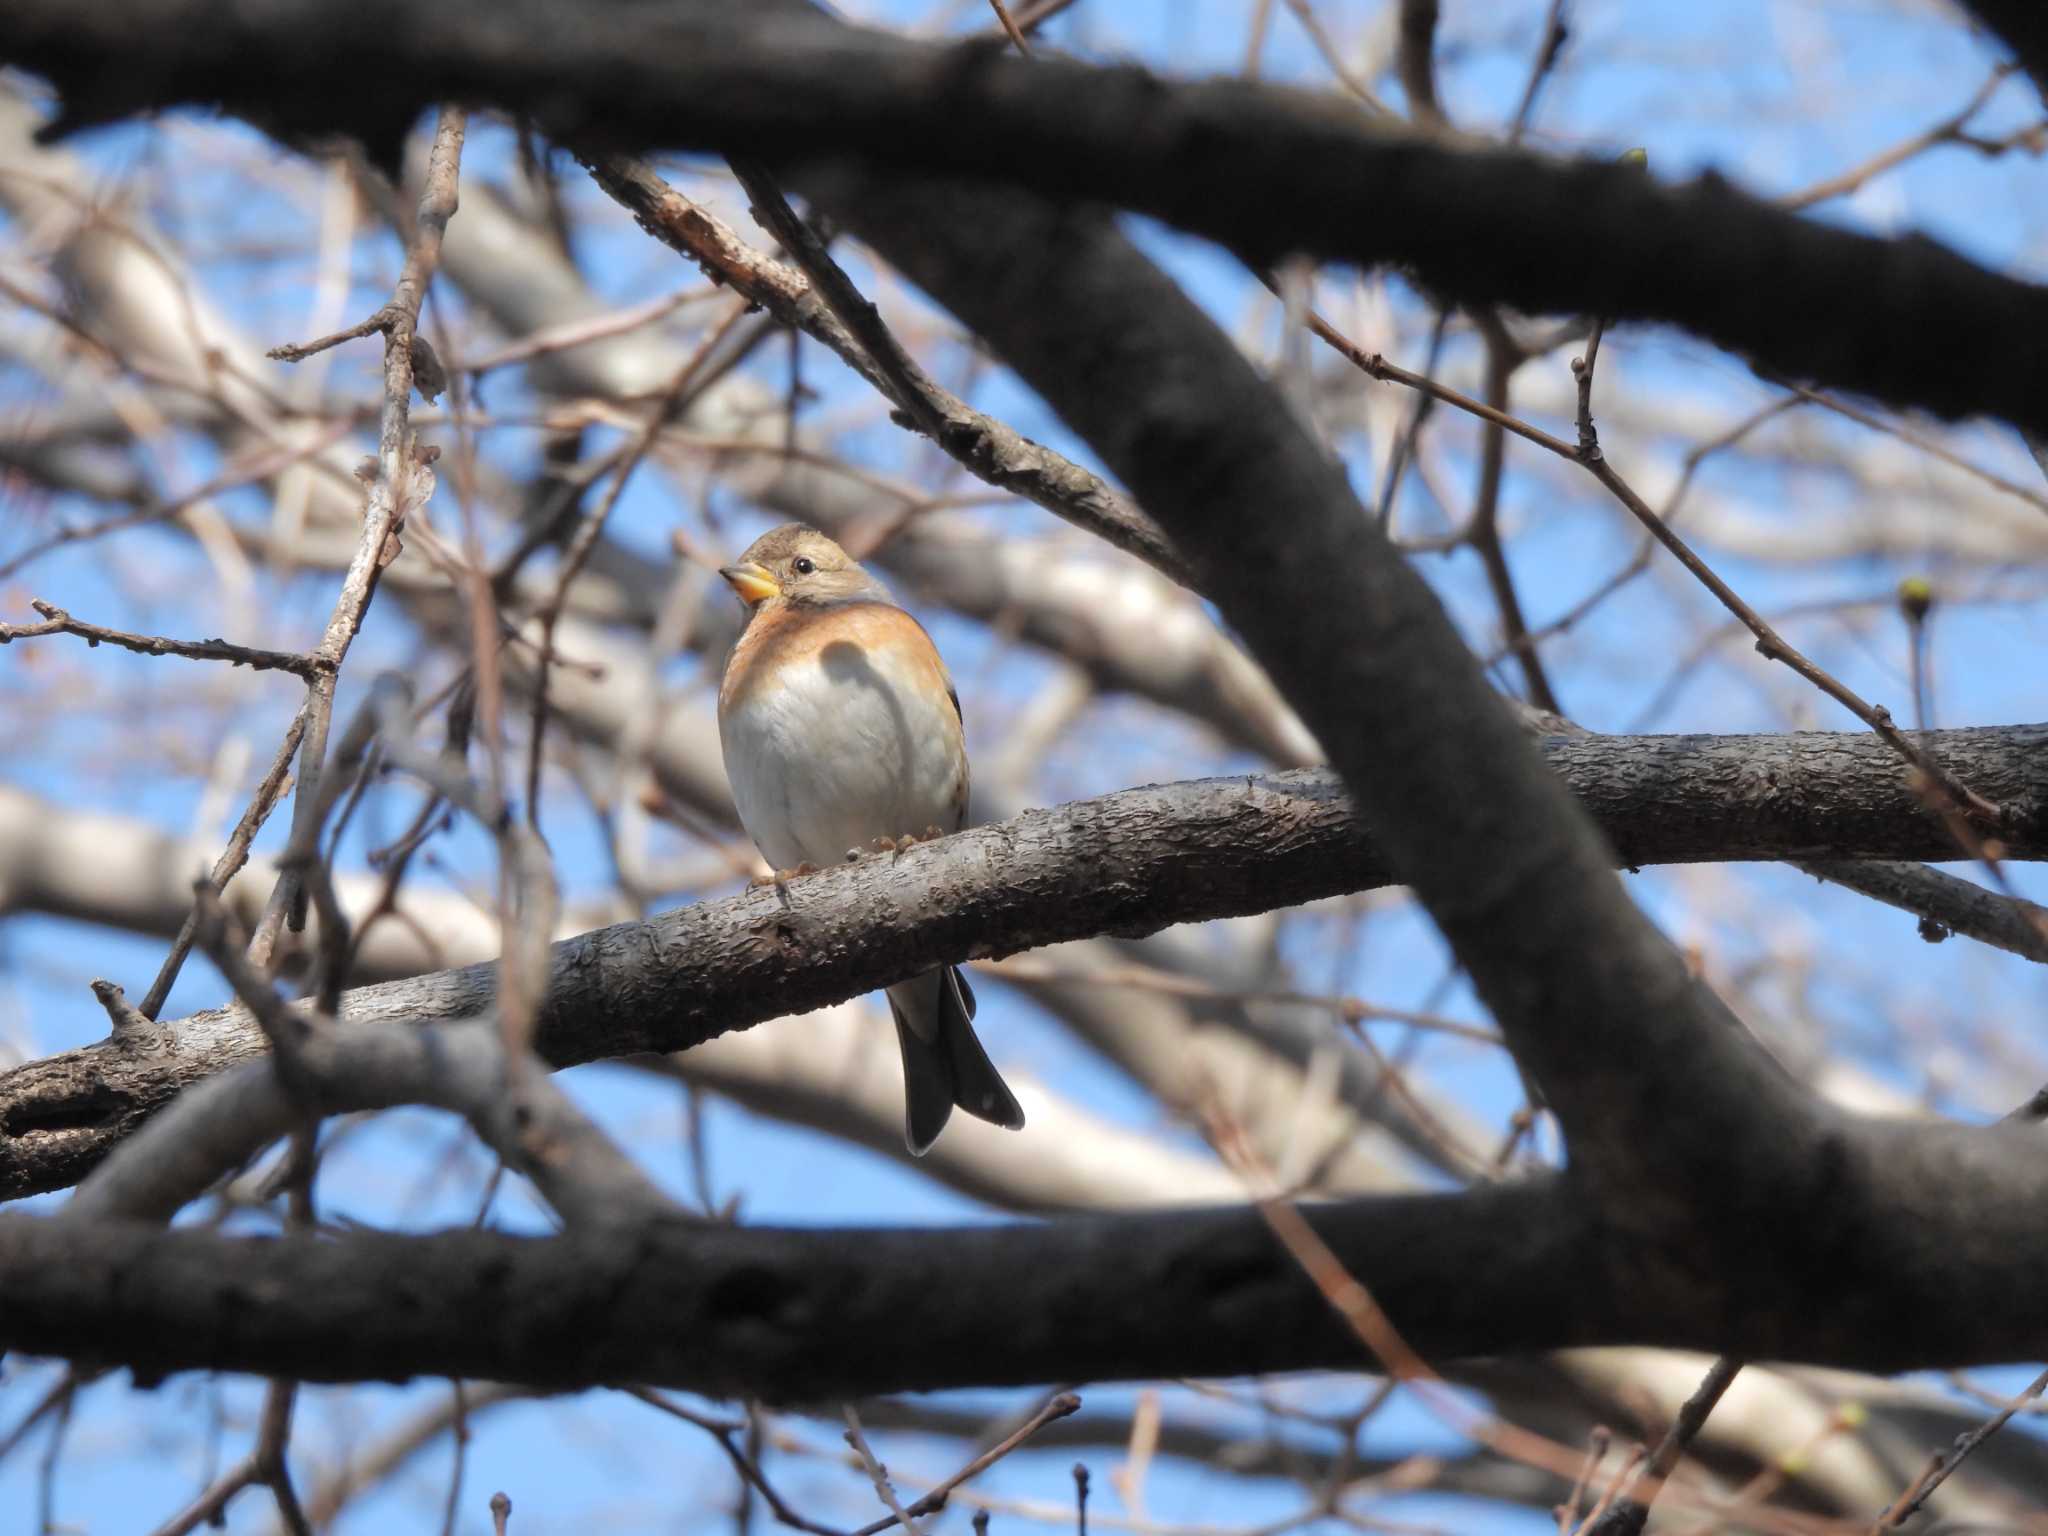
[879,826,948,860]
[749,860,818,888]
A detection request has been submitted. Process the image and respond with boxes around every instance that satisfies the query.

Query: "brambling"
[716,524,1026,1154]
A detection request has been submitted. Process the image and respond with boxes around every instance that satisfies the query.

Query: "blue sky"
[3,1,2048,1531]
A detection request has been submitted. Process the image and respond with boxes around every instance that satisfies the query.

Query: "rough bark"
[6,727,2042,1201]
[5,1,2048,432]
[8,1129,2048,1393]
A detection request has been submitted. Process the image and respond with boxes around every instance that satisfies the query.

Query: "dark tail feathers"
[889,967,1026,1155]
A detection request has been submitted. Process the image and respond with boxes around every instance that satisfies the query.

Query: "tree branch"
[6,1,2048,431]
[784,152,1816,1227]
[9,1126,2048,1393]
[4,725,2046,1201]
[0,1185,1579,1394]
[581,154,1187,584]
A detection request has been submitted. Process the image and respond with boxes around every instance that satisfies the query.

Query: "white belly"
[720,641,965,870]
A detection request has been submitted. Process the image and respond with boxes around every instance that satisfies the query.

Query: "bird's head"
[718,524,884,611]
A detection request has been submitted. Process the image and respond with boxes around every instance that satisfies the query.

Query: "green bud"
[1898,576,1934,622]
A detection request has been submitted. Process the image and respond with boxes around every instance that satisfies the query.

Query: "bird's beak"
[719,561,780,608]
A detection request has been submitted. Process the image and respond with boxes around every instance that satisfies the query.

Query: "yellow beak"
[718,561,780,607]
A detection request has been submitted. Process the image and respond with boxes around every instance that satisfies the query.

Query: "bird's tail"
[886,967,1026,1155]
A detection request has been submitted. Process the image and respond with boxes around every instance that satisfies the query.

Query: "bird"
[715,523,1026,1154]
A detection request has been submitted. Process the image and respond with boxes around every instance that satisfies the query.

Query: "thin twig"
[1296,300,2006,826]
[253,106,467,962]
[1771,374,2048,516]
[1556,1426,1610,1533]
[1780,64,2020,211]
[265,313,385,364]
[581,155,1188,584]
[843,1408,925,1536]
[454,284,714,375]
[1584,1356,1741,1535]
[983,955,1500,1043]
[0,598,328,680]
[299,1383,528,1530]
[1871,1364,2048,1528]
[987,0,1032,55]
[0,418,361,584]
[626,1390,840,1536]
[848,1393,1083,1536]
[437,1382,470,1536]
[136,698,313,1016]
[1468,317,1564,714]
[36,1378,73,1536]
[1507,0,1571,140]
[728,159,951,447]
[1284,0,1395,114]
[1576,450,2002,824]
[521,297,752,830]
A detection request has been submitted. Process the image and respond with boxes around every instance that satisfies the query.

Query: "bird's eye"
[792,556,816,576]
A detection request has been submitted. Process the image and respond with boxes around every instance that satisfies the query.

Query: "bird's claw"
[749,861,818,888]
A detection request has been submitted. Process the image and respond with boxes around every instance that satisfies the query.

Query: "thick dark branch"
[795,160,1805,1220]
[3,726,2045,1202]
[3,1,2047,432]
[9,1110,2048,1392]
[0,1185,1592,1394]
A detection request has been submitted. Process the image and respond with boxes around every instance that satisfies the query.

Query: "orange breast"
[720,600,957,724]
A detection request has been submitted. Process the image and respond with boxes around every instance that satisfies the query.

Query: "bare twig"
[1797,858,2048,962]
[0,417,360,583]
[454,284,714,375]
[265,313,385,364]
[1556,1427,1610,1533]
[1872,1364,2048,1528]
[627,1390,840,1536]
[848,1393,1083,1536]
[982,956,1501,1043]
[1297,300,2006,827]
[1508,0,1571,139]
[247,672,417,980]
[1770,374,2048,516]
[150,1322,313,1533]
[1781,64,2023,211]
[437,1382,470,1536]
[521,298,752,832]
[1576,450,2002,824]
[0,598,328,680]
[581,155,1189,584]
[1468,320,1564,714]
[1584,1356,1741,1535]
[987,0,1031,55]
[300,1383,528,1531]
[729,158,952,444]
[843,1408,926,1536]
[136,698,313,1016]
[1283,0,1394,114]
[254,106,467,962]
